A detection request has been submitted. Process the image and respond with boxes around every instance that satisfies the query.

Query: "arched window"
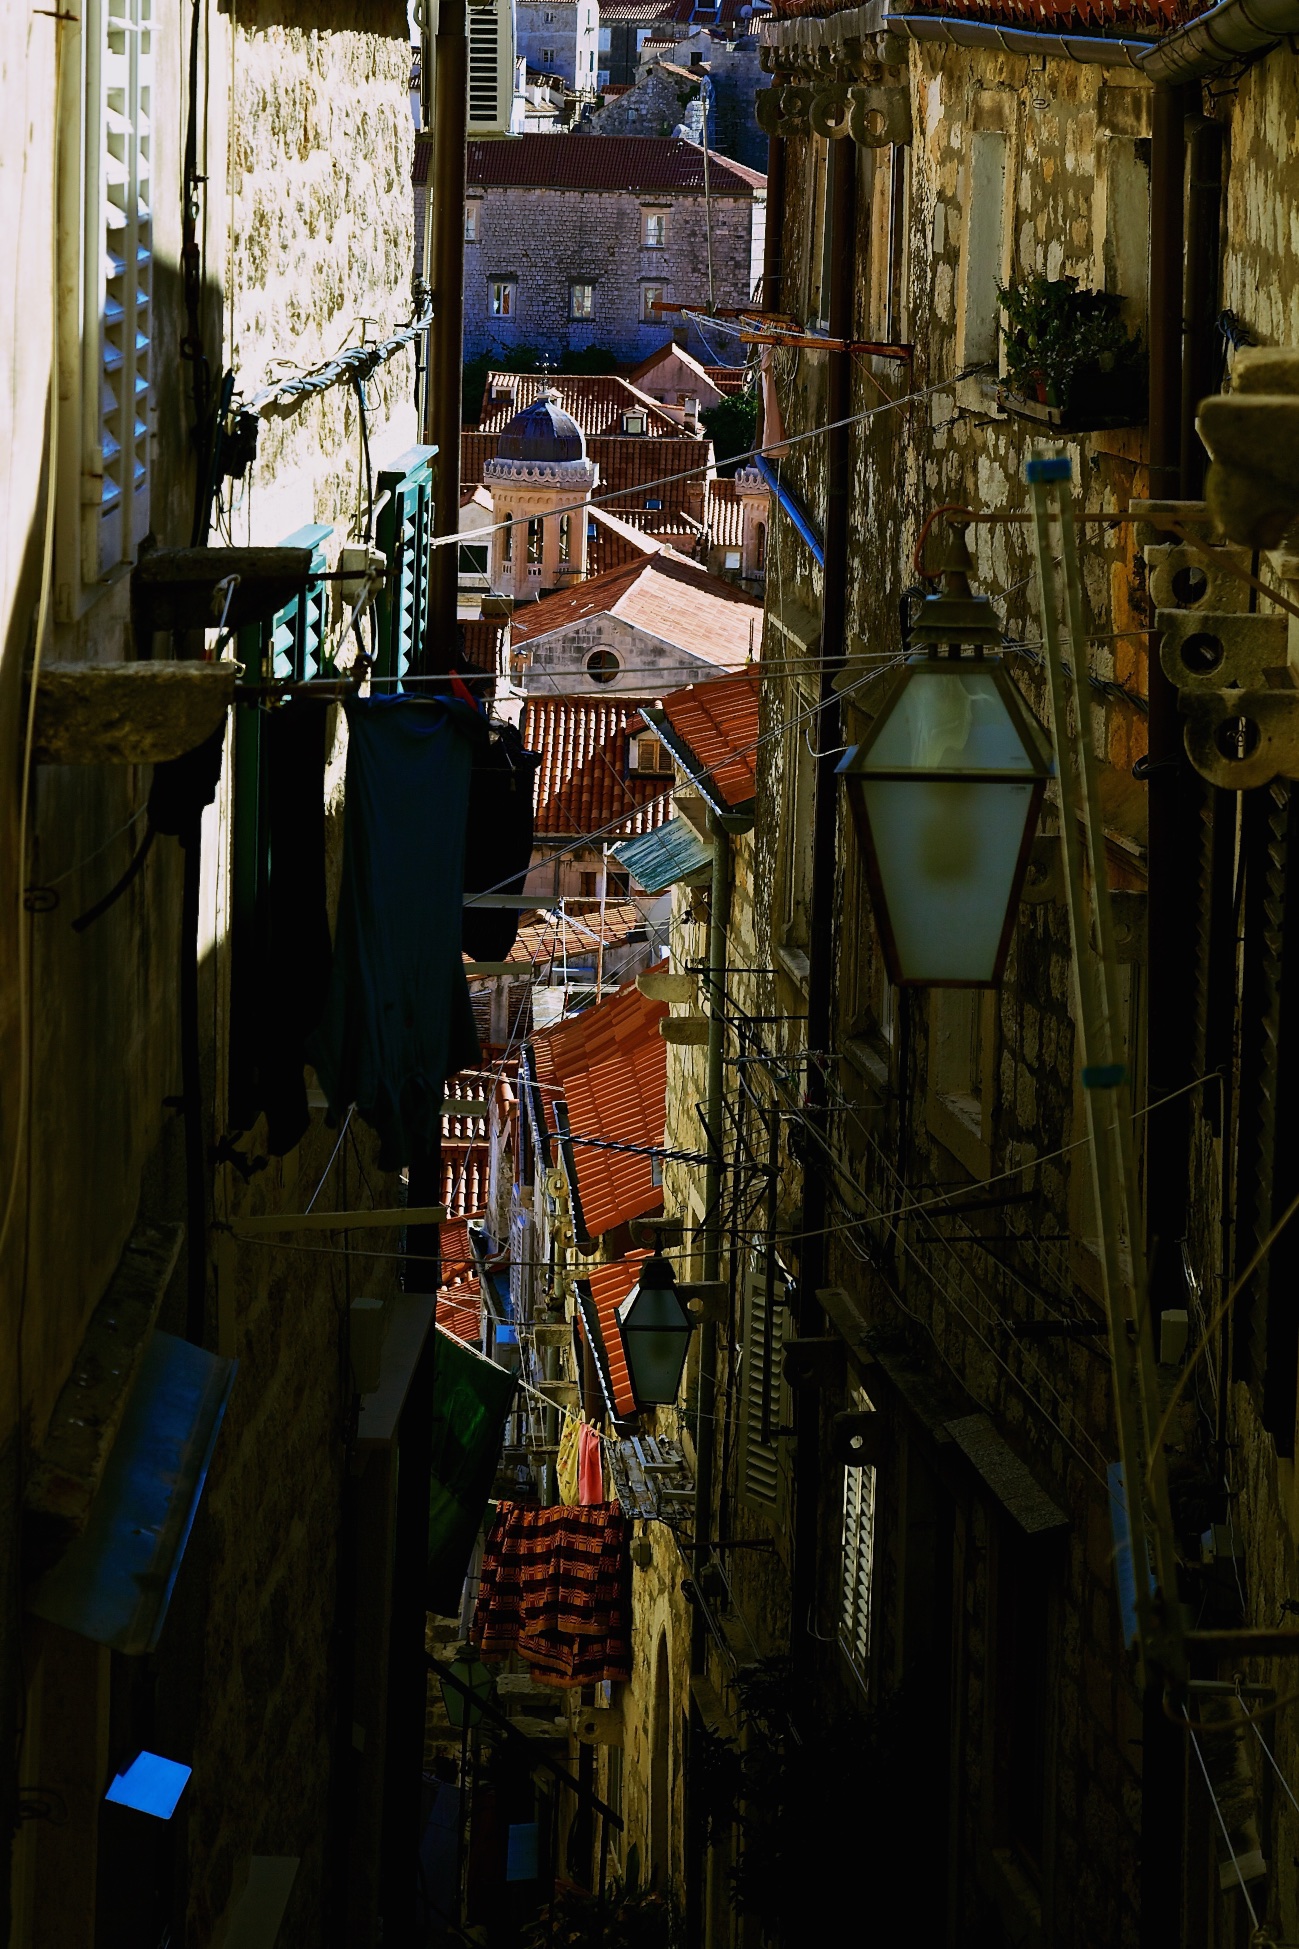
[559,512,571,563]
[527,516,543,563]
[502,512,514,563]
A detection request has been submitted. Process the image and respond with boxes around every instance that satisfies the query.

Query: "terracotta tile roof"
[565,1030,667,1236]
[438,1218,484,1343]
[477,372,688,441]
[587,505,662,578]
[511,549,761,666]
[534,979,668,1082]
[462,429,712,515]
[506,901,653,969]
[658,667,761,807]
[705,365,749,395]
[467,135,765,196]
[705,477,747,549]
[523,696,673,840]
[461,618,504,675]
[582,1255,648,1417]
[598,0,669,17]
[531,981,668,1241]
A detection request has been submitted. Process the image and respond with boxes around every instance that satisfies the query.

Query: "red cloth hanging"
[577,1424,604,1506]
[471,1501,631,1687]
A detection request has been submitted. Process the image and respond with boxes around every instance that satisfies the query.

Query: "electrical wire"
[1184,1705,1262,1929]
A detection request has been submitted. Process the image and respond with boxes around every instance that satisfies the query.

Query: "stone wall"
[3,2,418,1941]
[463,182,761,366]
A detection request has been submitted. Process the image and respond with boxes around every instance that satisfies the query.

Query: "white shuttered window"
[738,1260,787,1509]
[839,1387,876,1680]
[91,0,153,578]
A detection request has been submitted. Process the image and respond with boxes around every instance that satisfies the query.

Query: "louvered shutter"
[94,0,153,577]
[510,1203,534,1321]
[270,525,333,681]
[467,0,515,136]
[738,1260,786,1510]
[374,448,437,689]
[839,1394,876,1679]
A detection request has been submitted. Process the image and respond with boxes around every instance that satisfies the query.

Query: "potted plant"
[997,275,1146,429]
[520,1881,680,1949]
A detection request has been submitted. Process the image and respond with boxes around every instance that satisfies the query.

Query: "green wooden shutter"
[271,523,333,681]
[738,1259,787,1511]
[373,446,436,689]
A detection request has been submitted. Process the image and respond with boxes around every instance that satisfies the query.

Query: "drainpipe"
[762,132,786,310]
[686,809,730,1949]
[426,0,467,667]
[691,810,731,1659]
[791,129,857,1663]
[1141,81,1192,1949]
[1180,117,1225,498]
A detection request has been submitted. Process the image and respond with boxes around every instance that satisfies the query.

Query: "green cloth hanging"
[427,1327,517,1615]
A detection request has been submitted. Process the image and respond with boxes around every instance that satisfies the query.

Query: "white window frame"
[489,278,517,318]
[58,0,154,616]
[570,281,595,320]
[465,201,481,243]
[640,285,666,323]
[642,208,668,249]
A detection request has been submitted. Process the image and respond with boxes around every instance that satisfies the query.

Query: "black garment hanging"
[307,693,486,1171]
[461,720,542,962]
[228,699,333,1155]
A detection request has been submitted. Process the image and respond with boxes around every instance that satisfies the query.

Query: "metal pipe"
[1139,0,1299,81]
[793,128,858,1661]
[691,810,732,1670]
[761,131,786,311]
[1181,118,1225,498]
[426,0,468,669]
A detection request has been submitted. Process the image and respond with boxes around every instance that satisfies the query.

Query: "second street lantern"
[837,530,1053,987]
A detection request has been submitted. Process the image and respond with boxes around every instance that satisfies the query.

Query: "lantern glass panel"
[859,776,1038,984]
[617,1283,692,1406]
[859,667,1040,776]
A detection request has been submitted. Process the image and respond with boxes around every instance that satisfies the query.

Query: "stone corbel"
[848,83,912,147]
[808,78,852,138]
[1148,537,1299,790]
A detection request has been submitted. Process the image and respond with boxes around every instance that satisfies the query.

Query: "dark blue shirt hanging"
[307,694,486,1170]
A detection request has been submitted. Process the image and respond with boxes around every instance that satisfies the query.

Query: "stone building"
[516,0,602,94]
[1,4,455,1944]
[463,135,766,366]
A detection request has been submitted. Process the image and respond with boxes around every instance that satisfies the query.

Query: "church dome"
[497,389,586,463]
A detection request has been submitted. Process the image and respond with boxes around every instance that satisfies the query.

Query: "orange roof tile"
[523,696,672,841]
[583,1255,648,1417]
[564,1031,666,1237]
[438,1217,484,1344]
[533,980,668,1089]
[705,477,748,549]
[478,372,687,441]
[462,429,711,515]
[511,549,760,667]
[587,505,662,578]
[658,667,760,808]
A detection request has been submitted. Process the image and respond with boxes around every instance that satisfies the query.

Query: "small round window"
[587,648,620,685]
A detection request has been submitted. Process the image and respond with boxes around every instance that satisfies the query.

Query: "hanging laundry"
[307,694,485,1170]
[471,1500,631,1686]
[577,1422,604,1506]
[228,699,333,1154]
[461,720,542,962]
[555,1414,581,1507]
[427,1325,518,1617]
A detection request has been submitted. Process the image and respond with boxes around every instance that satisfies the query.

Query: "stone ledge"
[25,1220,185,1542]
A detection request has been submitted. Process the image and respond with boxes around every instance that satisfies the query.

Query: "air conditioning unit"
[468,0,516,137]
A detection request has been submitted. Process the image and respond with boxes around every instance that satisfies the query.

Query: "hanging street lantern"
[836,526,1053,987]
[616,1252,695,1409]
[440,1643,496,1730]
